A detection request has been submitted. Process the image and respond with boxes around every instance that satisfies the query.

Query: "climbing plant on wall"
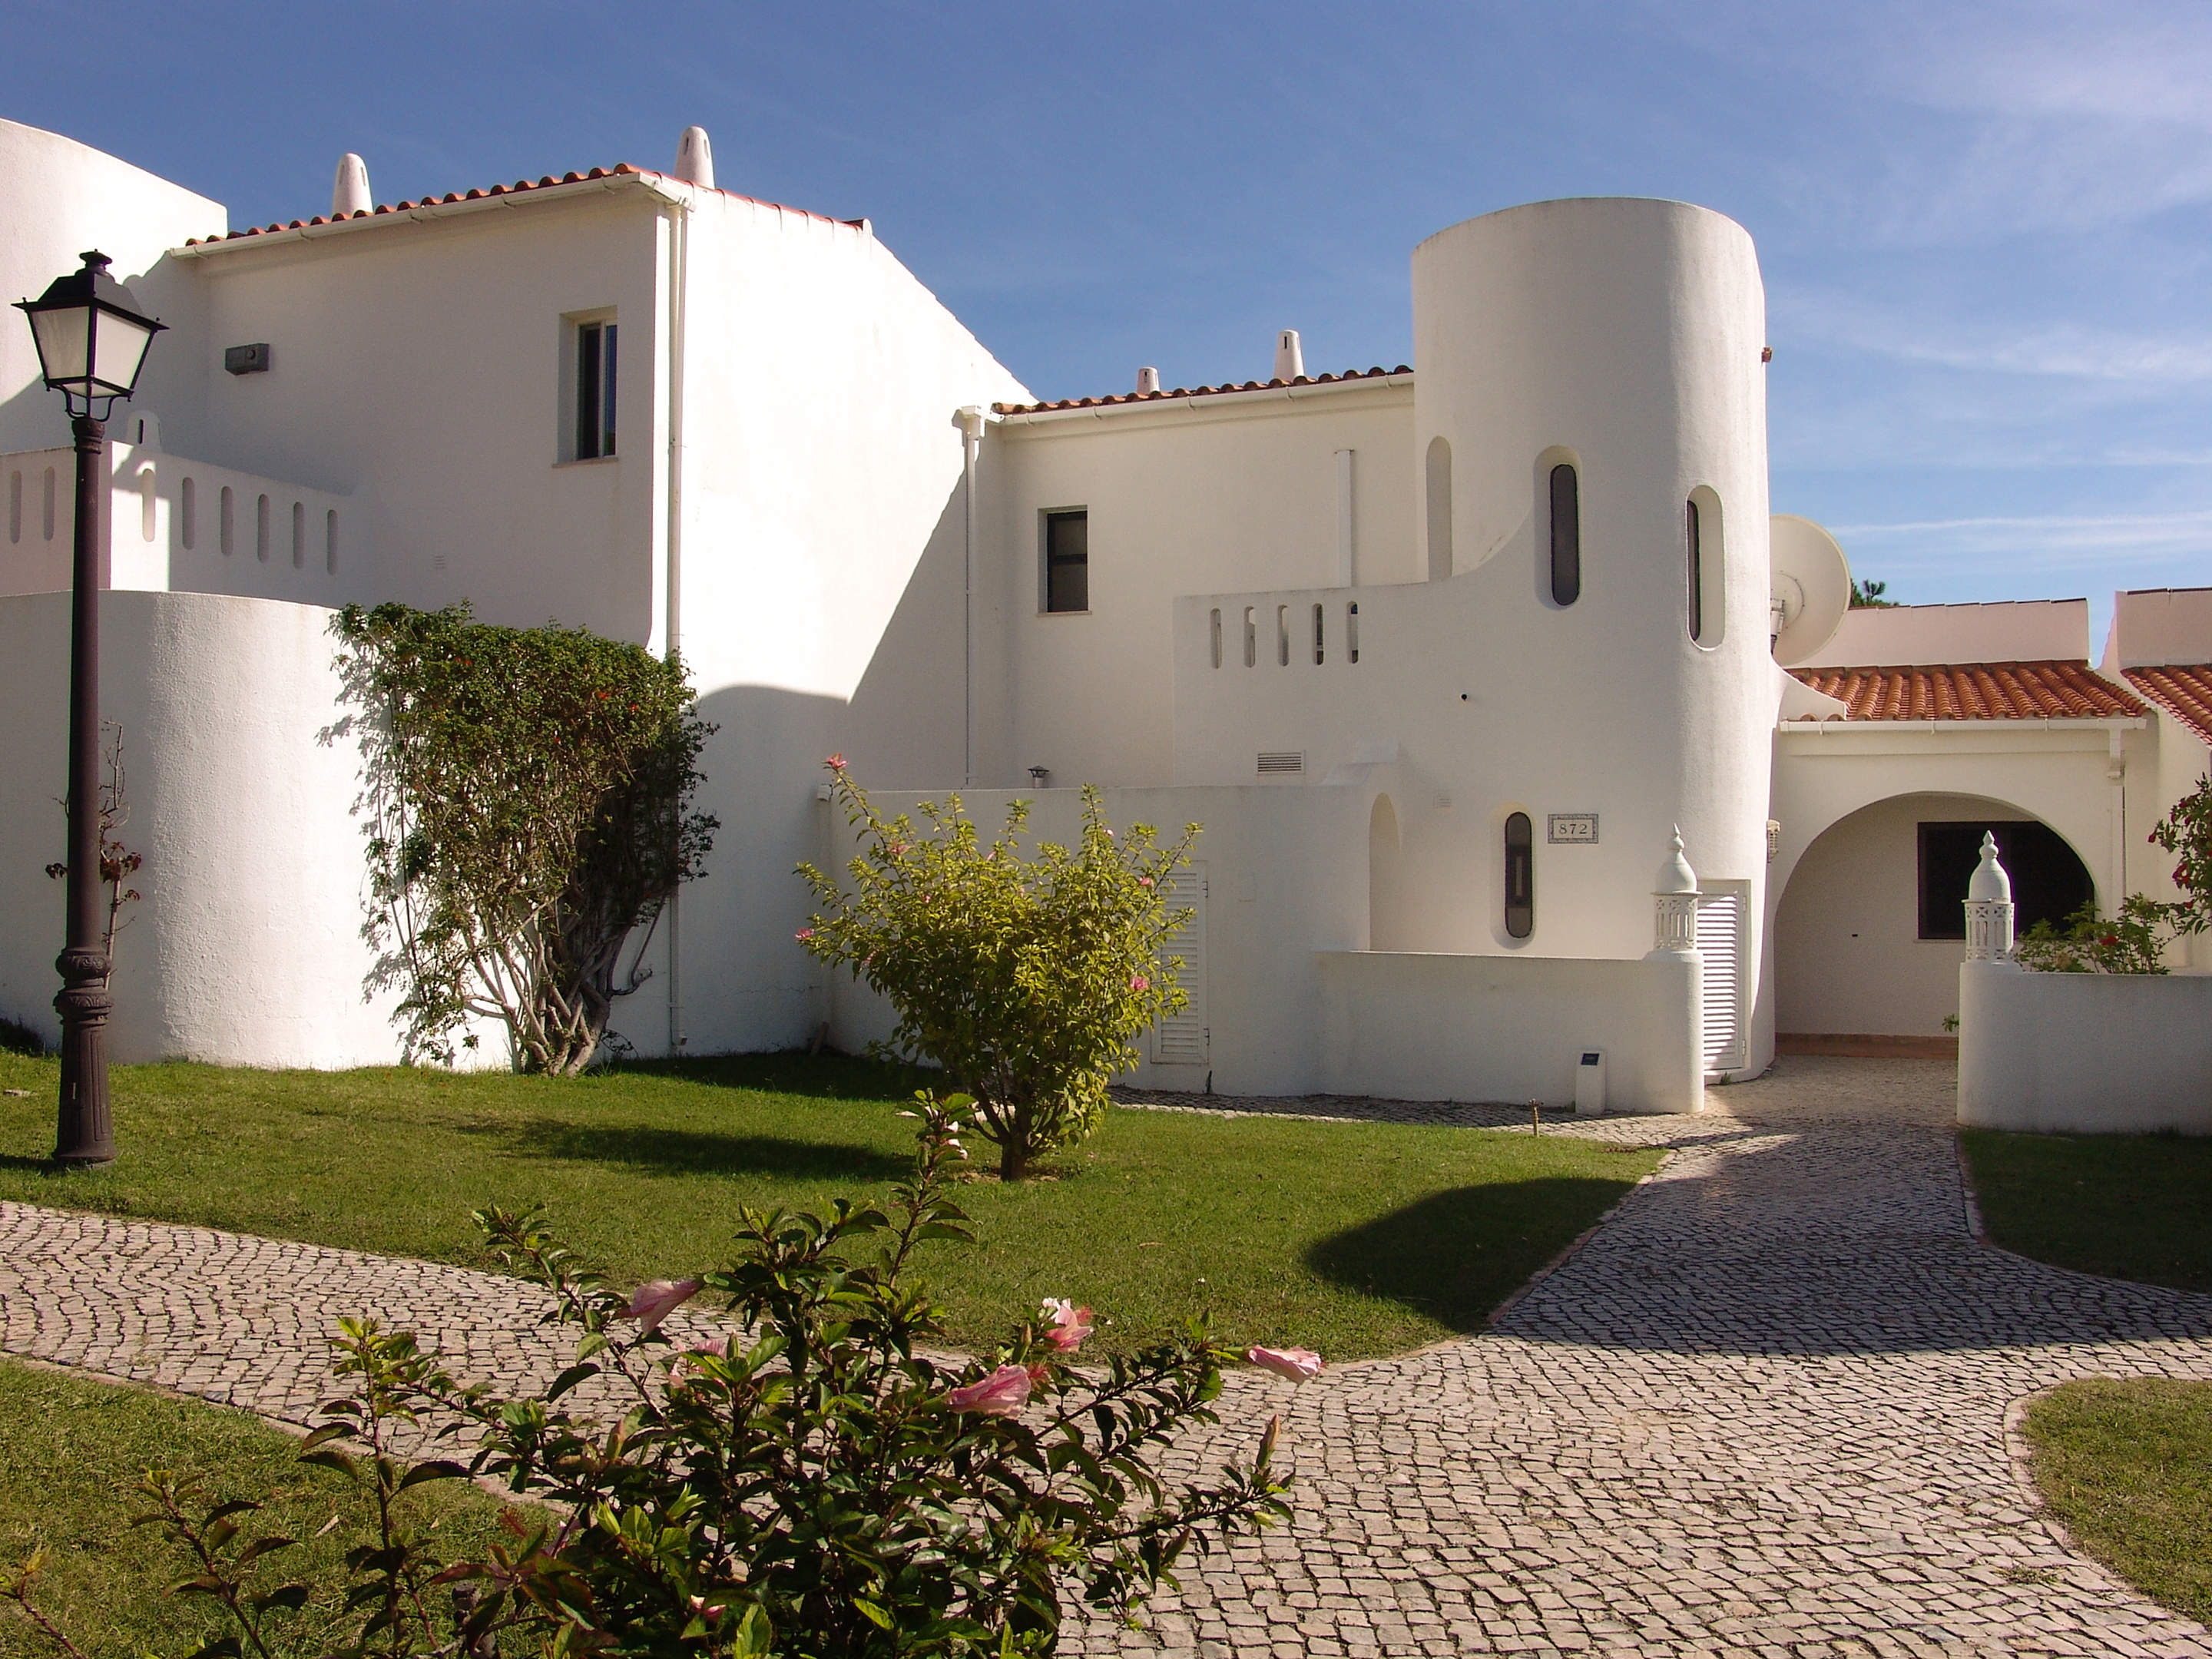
[330,603,716,1075]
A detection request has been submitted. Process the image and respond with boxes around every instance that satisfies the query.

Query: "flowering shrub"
[329,603,717,1074]
[2150,773,2212,939]
[7,1098,1290,1656]
[796,765,1200,1180]
[2015,896,2173,975]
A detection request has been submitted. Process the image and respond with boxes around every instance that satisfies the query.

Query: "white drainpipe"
[957,406,986,787]
[656,187,691,1054]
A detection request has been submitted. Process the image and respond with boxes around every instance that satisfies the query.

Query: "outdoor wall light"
[14,251,166,1165]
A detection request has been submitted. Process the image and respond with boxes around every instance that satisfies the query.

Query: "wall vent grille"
[1257,750,1305,776]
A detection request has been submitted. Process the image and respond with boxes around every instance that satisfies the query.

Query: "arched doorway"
[1775,792,2094,1038]
[1369,794,1409,951]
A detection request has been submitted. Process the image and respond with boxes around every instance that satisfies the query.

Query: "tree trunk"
[998,1137,1028,1182]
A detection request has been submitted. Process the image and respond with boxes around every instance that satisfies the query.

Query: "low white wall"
[1958,960,2212,1134]
[0,589,400,1067]
[1316,949,1704,1113]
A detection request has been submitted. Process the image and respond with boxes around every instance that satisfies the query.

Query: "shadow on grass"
[1304,1175,1637,1333]
[455,1118,912,1184]
[624,1051,940,1105]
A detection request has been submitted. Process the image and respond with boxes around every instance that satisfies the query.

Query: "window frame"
[1547,462,1580,607]
[1041,508,1090,614]
[1504,811,1535,939]
[559,310,619,464]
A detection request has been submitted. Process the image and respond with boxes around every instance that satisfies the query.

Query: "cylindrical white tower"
[1409,197,1773,974]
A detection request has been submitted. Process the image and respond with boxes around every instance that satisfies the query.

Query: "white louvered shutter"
[1151,868,1209,1065]
[1696,889,1746,1071]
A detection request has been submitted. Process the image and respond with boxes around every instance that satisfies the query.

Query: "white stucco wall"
[1795,599,2091,669]
[1959,960,2212,1134]
[0,119,223,461]
[0,590,398,1066]
[1316,949,1704,1112]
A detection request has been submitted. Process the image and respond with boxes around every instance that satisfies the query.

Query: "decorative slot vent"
[1257,750,1304,776]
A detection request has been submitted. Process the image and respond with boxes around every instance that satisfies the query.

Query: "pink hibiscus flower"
[1247,1345,1323,1382]
[620,1278,702,1333]
[947,1363,1033,1417]
[1040,1298,1094,1353]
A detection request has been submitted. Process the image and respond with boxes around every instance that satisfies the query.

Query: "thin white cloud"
[1776,286,2212,385]
[1830,510,2212,572]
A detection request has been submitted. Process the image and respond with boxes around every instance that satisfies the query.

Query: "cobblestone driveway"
[2,1056,2207,1655]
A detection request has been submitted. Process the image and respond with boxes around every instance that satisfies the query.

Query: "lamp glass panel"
[28,305,91,387]
[91,310,157,395]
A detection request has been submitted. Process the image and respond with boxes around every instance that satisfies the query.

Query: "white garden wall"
[0,590,399,1067]
[1316,949,1704,1113]
[1957,960,2212,1134]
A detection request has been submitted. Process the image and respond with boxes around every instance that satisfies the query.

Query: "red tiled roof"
[184,165,866,246]
[2123,664,2212,745]
[993,365,1412,416]
[1787,661,2145,722]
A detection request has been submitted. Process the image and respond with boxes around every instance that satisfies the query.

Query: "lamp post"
[15,251,164,1164]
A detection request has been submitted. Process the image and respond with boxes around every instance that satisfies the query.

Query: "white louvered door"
[1151,867,1209,1066]
[1696,886,1747,1072]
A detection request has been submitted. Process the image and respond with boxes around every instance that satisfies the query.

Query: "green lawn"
[2024,1378,2212,1625]
[0,1048,1661,1361]
[1960,1129,2212,1293]
[0,1356,512,1659]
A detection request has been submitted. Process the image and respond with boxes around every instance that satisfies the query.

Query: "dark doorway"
[1916,820,2091,940]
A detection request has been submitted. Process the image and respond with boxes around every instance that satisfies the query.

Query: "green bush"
[797,767,1198,1181]
[2015,896,2172,975]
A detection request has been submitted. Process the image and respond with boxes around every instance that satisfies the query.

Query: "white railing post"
[1963,831,2015,962]
[1653,824,1700,953]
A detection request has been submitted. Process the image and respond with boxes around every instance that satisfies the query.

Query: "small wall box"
[1574,1049,1606,1116]
[224,343,272,376]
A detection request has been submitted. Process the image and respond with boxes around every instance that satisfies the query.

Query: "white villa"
[2,115,2209,1111]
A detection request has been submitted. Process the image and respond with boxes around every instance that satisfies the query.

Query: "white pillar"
[1962,831,2015,962]
[1653,824,1700,952]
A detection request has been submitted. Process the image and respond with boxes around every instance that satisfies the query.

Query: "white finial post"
[332,153,372,217]
[1653,824,1700,952]
[1963,832,2015,961]
[1273,329,1304,381]
[1136,366,1160,395]
[673,126,715,187]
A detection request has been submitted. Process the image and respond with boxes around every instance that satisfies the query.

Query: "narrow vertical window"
[575,320,618,459]
[139,469,157,541]
[1312,601,1325,664]
[326,509,339,574]
[42,468,56,540]
[256,493,270,562]
[1687,497,1702,642]
[1276,604,1290,667]
[1426,435,1452,581]
[1243,606,1257,667]
[1044,509,1088,611]
[292,500,306,568]
[1687,487,1724,647]
[1209,607,1223,668]
[1504,812,1535,939]
[9,469,22,544]
[1548,463,1580,605]
[220,485,235,556]
[180,476,197,550]
[1347,601,1359,664]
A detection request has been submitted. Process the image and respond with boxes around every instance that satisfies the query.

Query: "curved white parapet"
[0,590,401,1067]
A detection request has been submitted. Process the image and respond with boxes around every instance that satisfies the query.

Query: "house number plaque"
[1547,813,1599,844]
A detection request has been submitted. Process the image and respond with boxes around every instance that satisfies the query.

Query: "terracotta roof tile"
[184,165,864,247]
[1786,661,2144,722]
[993,365,1412,416]
[2123,664,2212,745]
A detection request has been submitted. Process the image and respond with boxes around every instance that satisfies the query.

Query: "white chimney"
[1136,366,1160,395]
[332,153,372,217]
[1273,329,1304,381]
[674,126,715,187]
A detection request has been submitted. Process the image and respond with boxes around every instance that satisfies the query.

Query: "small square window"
[1044,509,1088,612]
[568,316,618,460]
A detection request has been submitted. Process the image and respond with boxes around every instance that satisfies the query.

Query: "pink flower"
[1040,1298,1094,1353]
[674,1335,729,1379]
[795,927,816,942]
[1130,975,1149,993]
[947,1363,1033,1417]
[825,753,846,770]
[1247,1345,1323,1382]
[1138,876,1154,888]
[620,1278,701,1333]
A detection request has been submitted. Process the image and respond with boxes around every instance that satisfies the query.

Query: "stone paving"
[0,1056,2207,1654]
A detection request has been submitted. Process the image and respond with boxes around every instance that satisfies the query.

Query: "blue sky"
[8,0,2210,640]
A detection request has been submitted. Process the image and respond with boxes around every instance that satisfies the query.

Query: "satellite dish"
[1769,514,1852,666]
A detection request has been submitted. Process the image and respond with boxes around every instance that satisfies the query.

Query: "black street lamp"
[15,251,164,1164]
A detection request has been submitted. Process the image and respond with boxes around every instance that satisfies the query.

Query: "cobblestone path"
[0,1057,2207,1654]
